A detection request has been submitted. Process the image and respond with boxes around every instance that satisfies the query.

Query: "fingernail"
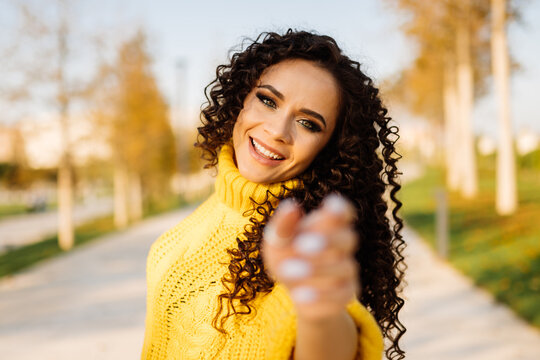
[323,194,349,214]
[277,198,298,214]
[294,233,326,255]
[263,224,287,248]
[291,286,317,303]
[279,259,311,279]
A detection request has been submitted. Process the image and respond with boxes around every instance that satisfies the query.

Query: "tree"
[385,0,492,198]
[455,0,479,198]
[491,0,517,214]
[0,0,86,250]
[90,30,176,228]
[55,1,75,250]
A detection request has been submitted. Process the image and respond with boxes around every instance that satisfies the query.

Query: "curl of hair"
[196,29,407,360]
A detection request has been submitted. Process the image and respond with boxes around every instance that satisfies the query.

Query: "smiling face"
[232,59,341,184]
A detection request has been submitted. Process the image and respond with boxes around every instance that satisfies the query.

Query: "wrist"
[295,308,358,360]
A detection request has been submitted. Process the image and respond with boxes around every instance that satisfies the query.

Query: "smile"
[250,137,285,160]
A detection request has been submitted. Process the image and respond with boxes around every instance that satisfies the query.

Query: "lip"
[249,136,286,165]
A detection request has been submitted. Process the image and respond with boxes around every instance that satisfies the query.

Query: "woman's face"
[232,59,340,184]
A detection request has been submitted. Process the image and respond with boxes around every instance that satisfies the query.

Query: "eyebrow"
[256,84,327,128]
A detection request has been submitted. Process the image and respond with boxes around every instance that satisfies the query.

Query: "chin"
[239,167,274,184]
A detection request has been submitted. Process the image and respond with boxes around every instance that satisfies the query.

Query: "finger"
[263,198,302,248]
[293,232,327,255]
[314,259,357,283]
[321,193,356,224]
[290,280,356,305]
[293,228,357,257]
[327,227,357,255]
[277,257,313,281]
[297,194,356,233]
[277,257,357,285]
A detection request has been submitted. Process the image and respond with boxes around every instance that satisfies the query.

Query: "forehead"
[256,59,341,117]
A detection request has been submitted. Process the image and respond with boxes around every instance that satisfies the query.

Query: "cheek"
[232,113,246,143]
[294,137,328,168]
[233,108,255,135]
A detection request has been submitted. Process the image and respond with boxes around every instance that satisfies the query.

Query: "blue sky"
[2,0,539,137]
[86,0,414,120]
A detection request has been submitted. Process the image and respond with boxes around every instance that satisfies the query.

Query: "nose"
[263,111,294,144]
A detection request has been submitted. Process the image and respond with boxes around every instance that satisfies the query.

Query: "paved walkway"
[0,197,113,253]
[0,206,195,360]
[400,227,540,359]
[1,207,539,359]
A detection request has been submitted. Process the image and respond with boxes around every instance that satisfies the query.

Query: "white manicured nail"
[294,233,326,255]
[279,259,311,279]
[291,286,317,303]
[264,224,286,248]
[277,198,297,213]
[323,194,348,214]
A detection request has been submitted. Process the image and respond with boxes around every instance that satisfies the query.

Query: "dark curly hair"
[196,29,406,359]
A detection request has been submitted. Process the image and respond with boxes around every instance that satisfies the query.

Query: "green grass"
[0,215,115,277]
[401,156,540,328]
[0,204,28,219]
[0,202,58,220]
[144,193,190,218]
[0,188,212,278]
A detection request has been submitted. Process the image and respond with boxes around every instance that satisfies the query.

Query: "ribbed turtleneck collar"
[215,143,299,214]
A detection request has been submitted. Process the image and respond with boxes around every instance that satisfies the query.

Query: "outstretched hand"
[262,194,360,321]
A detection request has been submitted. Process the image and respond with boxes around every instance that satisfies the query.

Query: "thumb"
[264,198,302,248]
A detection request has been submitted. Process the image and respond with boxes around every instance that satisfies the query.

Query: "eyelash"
[256,93,276,109]
[255,93,322,133]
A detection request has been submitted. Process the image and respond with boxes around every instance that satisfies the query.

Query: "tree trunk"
[455,7,478,198]
[114,163,129,229]
[492,0,517,215]
[57,7,74,251]
[114,165,144,227]
[128,171,143,222]
[58,155,74,250]
[443,60,461,191]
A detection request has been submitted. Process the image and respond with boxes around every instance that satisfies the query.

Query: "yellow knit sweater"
[141,144,384,360]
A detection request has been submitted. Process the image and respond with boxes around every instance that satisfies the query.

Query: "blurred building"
[17,114,111,169]
[516,129,539,156]
[478,130,539,157]
[0,125,25,163]
[478,135,497,156]
[394,115,438,162]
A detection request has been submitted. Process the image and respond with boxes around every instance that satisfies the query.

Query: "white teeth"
[252,139,283,160]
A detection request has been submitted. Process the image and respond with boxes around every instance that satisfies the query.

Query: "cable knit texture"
[141,143,384,360]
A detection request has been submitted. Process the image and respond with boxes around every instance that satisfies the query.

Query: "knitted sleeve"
[346,299,384,360]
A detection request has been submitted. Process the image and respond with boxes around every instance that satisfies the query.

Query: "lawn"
[0,204,29,219]
[0,201,58,220]
[0,189,211,278]
[400,155,540,328]
[0,215,116,277]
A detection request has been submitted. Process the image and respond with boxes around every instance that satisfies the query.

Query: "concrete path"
[0,197,113,253]
[1,207,540,359]
[0,205,195,360]
[400,227,540,359]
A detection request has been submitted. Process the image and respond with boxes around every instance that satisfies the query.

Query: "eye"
[298,119,322,133]
[256,93,276,109]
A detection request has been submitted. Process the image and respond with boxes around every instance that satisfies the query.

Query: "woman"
[142,29,406,360]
